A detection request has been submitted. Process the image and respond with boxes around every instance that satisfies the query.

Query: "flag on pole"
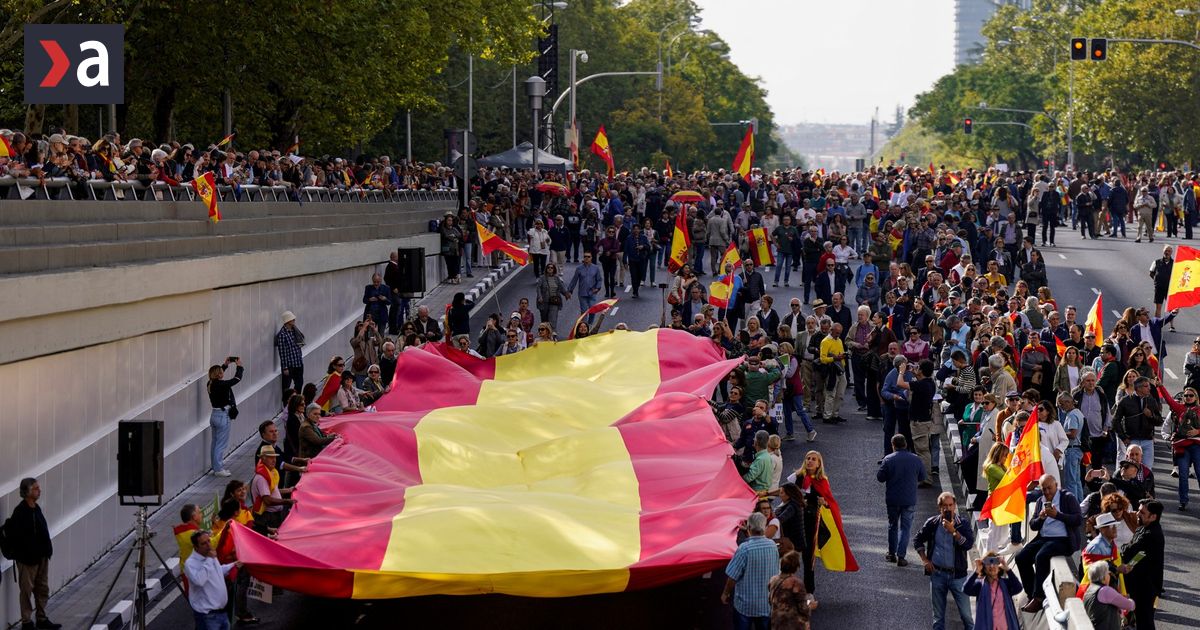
[1084,292,1104,347]
[746,227,774,266]
[285,137,300,155]
[715,242,742,277]
[947,172,961,186]
[664,159,673,178]
[979,408,1044,526]
[590,125,615,179]
[732,126,754,183]
[191,172,221,223]
[1166,245,1200,310]
[708,272,742,310]
[477,223,529,266]
[216,132,236,148]
[667,205,691,272]
[568,298,618,339]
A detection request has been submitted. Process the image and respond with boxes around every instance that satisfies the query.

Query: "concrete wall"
[0,224,446,623]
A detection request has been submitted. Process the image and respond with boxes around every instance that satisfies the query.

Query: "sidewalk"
[45,259,520,630]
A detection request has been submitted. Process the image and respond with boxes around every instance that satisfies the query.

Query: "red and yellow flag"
[568,298,617,339]
[1054,335,1067,357]
[664,159,673,178]
[715,241,742,277]
[1084,292,1103,347]
[948,172,961,186]
[0,135,13,158]
[591,125,615,179]
[232,330,752,599]
[216,132,236,148]
[477,223,529,266]
[667,205,691,272]
[732,126,754,183]
[191,171,221,223]
[747,227,774,266]
[314,370,343,413]
[979,409,1044,526]
[1166,245,1200,310]
[285,137,300,155]
[173,522,200,565]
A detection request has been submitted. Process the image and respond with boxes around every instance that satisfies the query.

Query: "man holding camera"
[913,492,976,630]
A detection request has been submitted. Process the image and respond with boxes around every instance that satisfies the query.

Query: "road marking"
[1112,310,1122,319]
[1091,287,1101,295]
[1074,269,1083,276]
[1058,253,1067,260]
[624,284,632,293]
[1165,368,1179,380]
[609,306,619,316]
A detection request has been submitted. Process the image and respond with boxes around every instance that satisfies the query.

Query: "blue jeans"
[692,245,705,274]
[783,393,815,435]
[462,241,474,276]
[931,571,975,630]
[1111,209,1126,236]
[886,504,914,559]
[209,409,231,473]
[192,609,230,630]
[1178,443,1200,505]
[578,294,597,325]
[774,253,793,283]
[732,610,770,630]
[1063,446,1084,502]
[930,430,942,472]
[849,226,866,252]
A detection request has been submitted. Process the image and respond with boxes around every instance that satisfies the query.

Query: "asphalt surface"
[148,257,948,630]
[150,234,1200,629]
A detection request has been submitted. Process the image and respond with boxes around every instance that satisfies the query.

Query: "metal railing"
[0,176,458,204]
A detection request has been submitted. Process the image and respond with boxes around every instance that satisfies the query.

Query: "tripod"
[90,506,186,630]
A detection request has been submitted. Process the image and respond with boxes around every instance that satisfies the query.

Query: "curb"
[89,558,178,630]
[464,260,517,305]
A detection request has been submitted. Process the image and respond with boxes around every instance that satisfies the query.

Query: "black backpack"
[0,517,15,560]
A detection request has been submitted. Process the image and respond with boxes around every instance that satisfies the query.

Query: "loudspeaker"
[396,247,426,296]
[117,420,163,503]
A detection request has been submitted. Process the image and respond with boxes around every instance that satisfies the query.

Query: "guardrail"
[0,176,458,203]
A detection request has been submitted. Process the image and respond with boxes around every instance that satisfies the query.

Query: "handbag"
[227,391,239,420]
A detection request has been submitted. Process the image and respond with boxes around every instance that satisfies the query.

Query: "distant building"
[955,0,1029,66]
[778,123,872,173]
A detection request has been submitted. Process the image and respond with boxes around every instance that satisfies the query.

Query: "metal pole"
[107,104,116,135]
[468,55,474,133]
[569,50,578,158]
[532,107,540,175]
[406,110,412,164]
[463,129,469,208]
[1067,60,1074,167]
[512,66,517,148]
[222,90,232,137]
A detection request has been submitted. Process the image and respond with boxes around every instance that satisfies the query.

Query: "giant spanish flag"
[232,330,754,598]
[732,126,754,183]
[979,408,1044,526]
[747,227,775,266]
[477,222,529,266]
[191,172,220,223]
[1166,245,1200,310]
[667,205,691,272]
[1085,291,1104,347]
[591,125,615,179]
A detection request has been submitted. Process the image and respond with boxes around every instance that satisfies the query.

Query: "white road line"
[609,306,619,316]
[1165,368,1179,380]
[1091,287,1101,295]
[1074,269,1083,276]
[1058,253,1067,260]
[1112,310,1122,319]
[624,284,632,293]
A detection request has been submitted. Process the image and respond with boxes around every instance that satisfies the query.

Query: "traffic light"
[963,118,973,134]
[1159,161,1169,171]
[1071,38,1087,61]
[1091,38,1107,61]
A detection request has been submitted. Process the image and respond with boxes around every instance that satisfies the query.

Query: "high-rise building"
[955,0,1029,66]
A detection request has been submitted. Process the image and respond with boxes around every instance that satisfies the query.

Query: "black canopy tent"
[477,142,574,173]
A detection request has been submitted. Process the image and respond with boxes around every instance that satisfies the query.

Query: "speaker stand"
[89,506,186,630]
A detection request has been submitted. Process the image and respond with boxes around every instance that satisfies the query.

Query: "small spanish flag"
[731,126,754,183]
[667,204,691,272]
[314,370,343,413]
[191,171,221,223]
[664,159,673,178]
[747,227,774,266]
[216,132,236,148]
[569,298,618,339]
[715,242,742,276]
[1166,245,1200,310]
[979,408,1044,526]
[708,272,741,310]
[948,172,961,186]
[285,137,300,155]
[871,184,881,200]
[0,135,13,158]
[1054,335,1067,357]
[591,125,615,179]
[477,223,529,266]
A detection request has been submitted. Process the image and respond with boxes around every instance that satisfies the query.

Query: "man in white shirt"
[183,530,239,630]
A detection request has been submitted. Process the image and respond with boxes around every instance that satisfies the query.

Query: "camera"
[983,556,1002,567]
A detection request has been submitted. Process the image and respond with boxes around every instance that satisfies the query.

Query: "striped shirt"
[725,536,779,617]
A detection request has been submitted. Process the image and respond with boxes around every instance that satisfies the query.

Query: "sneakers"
[213,469,232,477]
[885,552,896,563]
[784,433,796,441]
[807,430,818,442]
[1172,466,1180,478]
[35,620,62,630]
[896,557,909,567]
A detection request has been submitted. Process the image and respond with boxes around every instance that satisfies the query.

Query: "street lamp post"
[1011,25,1073,166]
[657,16,700,119]
[526,76,547,176]
[568,49,588,163]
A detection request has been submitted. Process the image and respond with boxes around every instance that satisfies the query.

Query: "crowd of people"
[0,127,458,200]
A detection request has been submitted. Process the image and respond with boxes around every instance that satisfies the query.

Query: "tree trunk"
[64,104,79,134]
[24,105,46,135]
[152,84,177,143]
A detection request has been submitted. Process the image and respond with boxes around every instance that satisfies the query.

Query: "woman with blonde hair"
[786,450,857,593]
[981,442,1012,552]
[206,357,244,477]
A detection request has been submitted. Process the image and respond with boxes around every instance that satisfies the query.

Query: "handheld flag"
[716,242,742,277]
[314,371,343,413]
[191,172,221,223]
[667,206,691,272]
[732,126,754,183]
[590,125,615,179]
[216,132,236,148]
[285,137,300,155]
[947,172,961,186]
[1054,335,1067,357]
[664,159,673,178]
[813,505,858,572]
[568,298,618,339]
[0,135,12,158]
[979,408,1044,525]
[1166,245,1200,310]
[1084,292,1104,347]
[746,227,774,266]
[567,120,579,171]
[477,223,529,266]
[708,272,742,309]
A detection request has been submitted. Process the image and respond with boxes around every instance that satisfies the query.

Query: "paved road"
[149,258,949,630]
[1033,231,1199,630]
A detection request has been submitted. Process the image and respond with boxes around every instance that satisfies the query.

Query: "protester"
[1118,499,1165,630]
[962,553,1021,630]
[913,492,976,630]
[275,310,305,396]
[3,478,61,630]
[877,434,925,566]
[768,550,815,629]
[206,357,244,477]
[1015,475,1082,612]
[721,511,778,629]
[182,530,239,630]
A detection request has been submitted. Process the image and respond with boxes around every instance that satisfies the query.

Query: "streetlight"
[526,76,547,175]
[657,16,701,118]
[568,49,588,162]
[1011,24,1073,166]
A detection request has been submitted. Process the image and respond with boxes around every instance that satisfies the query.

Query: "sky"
[693,0,956,126]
